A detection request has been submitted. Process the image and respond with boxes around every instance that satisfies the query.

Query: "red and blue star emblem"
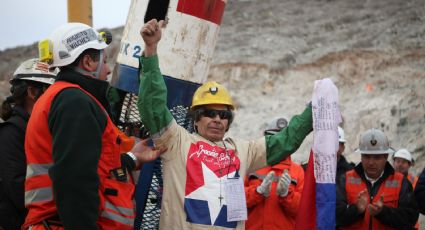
[184,141,241,227]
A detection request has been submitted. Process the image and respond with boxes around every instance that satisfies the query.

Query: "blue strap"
[134,158,156,229]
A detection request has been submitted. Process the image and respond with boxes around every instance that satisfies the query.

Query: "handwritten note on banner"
[312,78,342,184]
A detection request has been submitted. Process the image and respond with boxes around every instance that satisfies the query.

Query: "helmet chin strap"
[93,50,104,79]
[73,50,104,79]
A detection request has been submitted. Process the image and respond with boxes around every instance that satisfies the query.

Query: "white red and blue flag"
[295,78,341,230]
[184,141,241,228]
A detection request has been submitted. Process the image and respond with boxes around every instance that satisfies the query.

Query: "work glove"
[277,170,291,197]
[256,171,275,197]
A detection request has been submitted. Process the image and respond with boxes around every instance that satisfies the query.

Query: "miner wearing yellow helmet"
[138,19,313,229]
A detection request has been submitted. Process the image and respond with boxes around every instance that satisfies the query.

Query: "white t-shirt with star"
[154,120,267,229]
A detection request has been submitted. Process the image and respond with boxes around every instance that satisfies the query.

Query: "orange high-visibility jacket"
[408,174,418,188]
[344,169,404,230]
[24,82,135,229]
[244,157,304,230]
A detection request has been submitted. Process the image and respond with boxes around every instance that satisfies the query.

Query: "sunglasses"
[201,109,233,120]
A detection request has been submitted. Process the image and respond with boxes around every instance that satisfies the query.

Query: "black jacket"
[414,167,425,214]
[336,155,354,182]
[0,107,29,230]
[336,162,419,229]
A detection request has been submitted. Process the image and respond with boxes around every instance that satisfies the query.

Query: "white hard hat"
[338,126,346,143]
[264,117,288,135]
[393,149,412,163]
[357,128,393,154]
[11,58,57,85]
[40,23,110,67]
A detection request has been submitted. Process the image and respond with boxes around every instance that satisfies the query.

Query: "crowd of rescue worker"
[0,19,424,230]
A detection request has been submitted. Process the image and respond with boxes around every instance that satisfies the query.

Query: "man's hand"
[256,171,275,197]
[276,170,291,197]
[369,195,384,216]
[131,139,167,169]
[140,19,164,56]
[356,189,368,213]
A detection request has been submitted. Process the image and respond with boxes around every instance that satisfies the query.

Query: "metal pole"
[67,0,93,26]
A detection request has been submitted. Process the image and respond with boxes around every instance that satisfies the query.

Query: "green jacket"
[137,55,313,165]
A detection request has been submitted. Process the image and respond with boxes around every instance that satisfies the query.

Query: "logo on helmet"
[64,29,98,51]
[34,62,50,73]
[276,118,288,129]
[370,135,377,146]
[209,87,218,95]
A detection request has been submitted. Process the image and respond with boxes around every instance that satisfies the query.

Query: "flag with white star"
[184,141,241,228]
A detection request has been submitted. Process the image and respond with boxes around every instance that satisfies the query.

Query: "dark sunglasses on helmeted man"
[201,109,233,120]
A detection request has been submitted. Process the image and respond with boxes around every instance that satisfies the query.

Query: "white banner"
[312,78,341,184]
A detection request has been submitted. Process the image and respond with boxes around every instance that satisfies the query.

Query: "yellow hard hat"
[191,81,235,110]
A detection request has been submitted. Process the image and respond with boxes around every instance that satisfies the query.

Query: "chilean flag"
[295,150,317,230]
[295,150,336,230]
[295,78,340,230]
[184,141,241,228]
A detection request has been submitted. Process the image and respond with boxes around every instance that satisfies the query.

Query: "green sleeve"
[266,105,313,165]
[137,55,173,135]
[48,88,106,229]
[106,86,124,124]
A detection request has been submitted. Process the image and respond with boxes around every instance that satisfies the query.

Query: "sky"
[0,0,132,51]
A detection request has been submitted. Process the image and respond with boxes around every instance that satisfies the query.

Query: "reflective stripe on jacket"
[244,157,304,230]
[344,169,403,230]
[24,81,135,229]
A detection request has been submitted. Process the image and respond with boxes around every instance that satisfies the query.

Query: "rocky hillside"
[212,0,425,174]
[1,0,424,173]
